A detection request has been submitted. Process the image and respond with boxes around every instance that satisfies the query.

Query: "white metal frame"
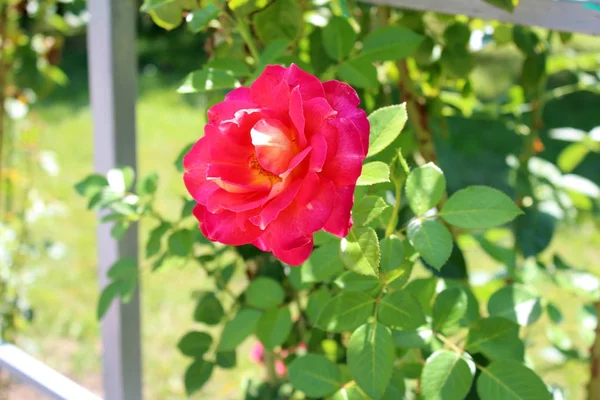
[364,0,600,35]
[1,1,599,399]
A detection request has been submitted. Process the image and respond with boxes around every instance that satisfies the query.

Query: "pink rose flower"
[183,64,369,265]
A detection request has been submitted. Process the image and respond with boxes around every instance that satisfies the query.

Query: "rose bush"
[183,64,369,265]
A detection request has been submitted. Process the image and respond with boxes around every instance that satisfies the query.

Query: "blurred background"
[1,0,600,399]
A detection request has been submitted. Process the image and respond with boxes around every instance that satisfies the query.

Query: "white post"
[87,1,142,400]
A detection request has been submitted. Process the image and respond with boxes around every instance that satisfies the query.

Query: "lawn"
[9,38,600,399]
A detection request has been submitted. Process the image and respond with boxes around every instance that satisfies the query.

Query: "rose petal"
[309,134,327,172]
[321,118,365,187]
[303,97,337,138]
[206,164,273,193]
[261,176,335,265]
[323,80,369,155]
[289,87,307,148]
[251,118,296,176]
[323,184,355,237]
[285,64,325,100]
[250,65,290,117]
[206,189,270,213]
[207,100,257,123]
[253,179,303,229]
[194,204,263,246]
[225,87,251,102]
[280,146,312,180]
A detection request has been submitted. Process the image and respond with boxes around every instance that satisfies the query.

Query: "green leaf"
[148,2,183,30]
[322,16,356,60]
[97,281,122,320]
[515,208,555,257]
[477,360,549,400]
[381,368,406,400]
[316,292,375,333]
[75,174,108,197]
[421,350,475,400]
[146,222,171,258]
[175,142,194,173]
[367,104,408,157]
[205,57,251,77]
[107,166,135,194]
[194,293,225,325]
[353,196,390,227]
[466,317,524,361]
[340,227,380,276]
[337,59,378,89]
[379,235,406,273]
[483,0,519,12]
[440,186,523,229]
[557,142,589,173]
[216,351,236,369]
[348,323,395,400]
[301,242,345,282]
[378,290,427,330]
[136,172,159,196]
[306,287,332,324]
[407,219,453,270]
[357,162,390,186]
[256,306,293,350]
[178,331,212,357]
[405,163,446,215]
[177,68,239,93]
[184,359,214,396]
[432,288,468,332]
[218,308,261,350]
[245,277,285,310]
[406,277,438,315]
[107,258,137,281]
[332,385,370,400]
[334,271,381,292]
[254,40,290,75]
[168,229,194,257]
[253,0,302,44]
[546,302,563,324]
[487,284,542,326]
[358,26,424,62]
[288,354,342,397]
[187,4,219,33]
[392,327,434,348]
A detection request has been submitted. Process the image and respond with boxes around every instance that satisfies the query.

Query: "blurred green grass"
[15,32,600,399]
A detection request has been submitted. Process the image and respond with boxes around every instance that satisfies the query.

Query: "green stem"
[385,180,402,237]
[263,349,278,386]
[237,18,260,62]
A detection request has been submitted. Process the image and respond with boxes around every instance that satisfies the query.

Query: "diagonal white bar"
[362,0,600,35]
[87,1,142,400]
[0,343,102,400]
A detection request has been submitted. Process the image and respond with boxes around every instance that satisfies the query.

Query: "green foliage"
[347,323,395,399]
[288,354,342,397]
[74,2,600,398]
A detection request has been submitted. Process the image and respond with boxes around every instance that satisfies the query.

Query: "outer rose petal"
[323,185,355,237]
[321,118,365,187]
[194,204,262,246]
[323,80,369,155]
[183,137,221,204]
[284,64,326,100]
[225,87,251,102]
[207,100,257,123]
[261,176,335,265]
[250,65,289,116]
